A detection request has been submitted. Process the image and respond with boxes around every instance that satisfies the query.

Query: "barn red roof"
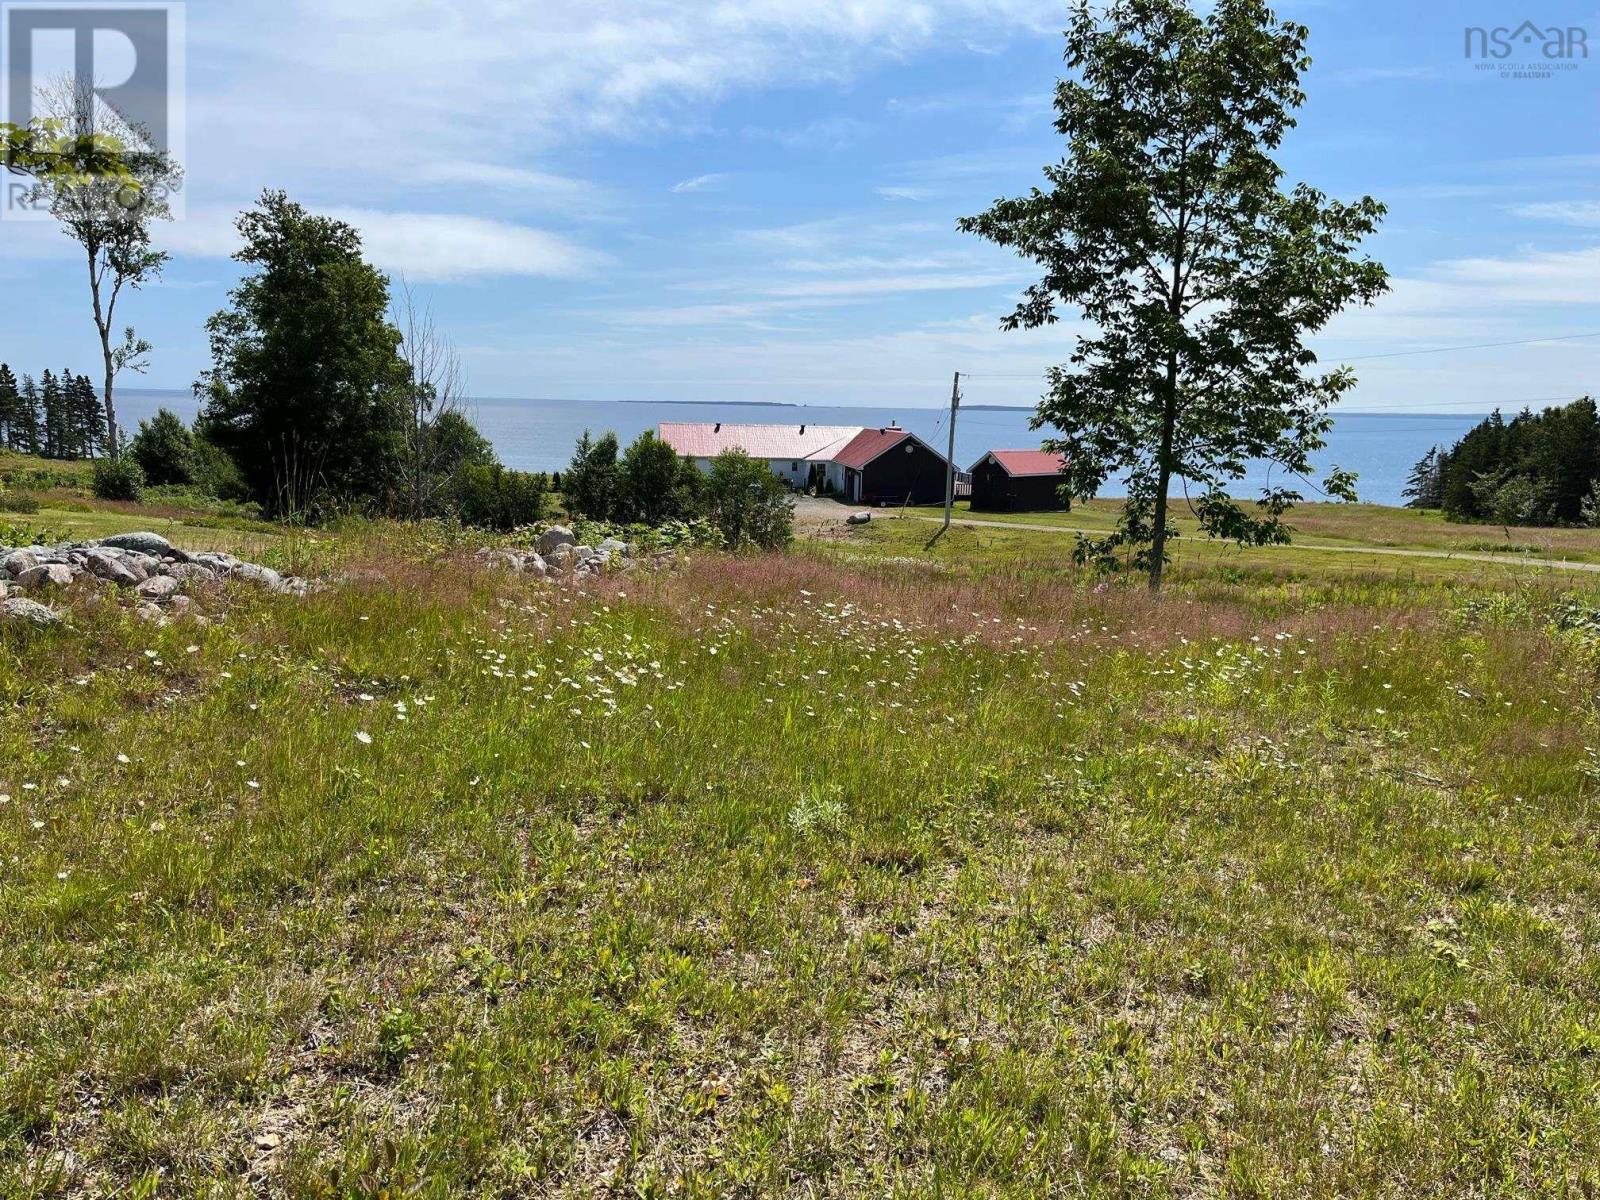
[829,427,913,470]
[659,421,863,460]
[976,449,1067,478]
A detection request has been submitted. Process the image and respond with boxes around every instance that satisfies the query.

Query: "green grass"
[4,516,1600,1194]
[900,500,1600,566]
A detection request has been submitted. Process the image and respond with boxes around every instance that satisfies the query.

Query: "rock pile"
[474,527,674,578]
[0,531,311,628]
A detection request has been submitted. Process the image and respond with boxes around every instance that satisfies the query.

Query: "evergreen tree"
[0,364,18,450]
[563,430,621,520]
[72,373,106,458]
[15,376,41,454]
[1402,446,1445,509]
[1435,399,1600,525]
[39,369,63,458]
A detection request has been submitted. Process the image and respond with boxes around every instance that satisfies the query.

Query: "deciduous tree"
[961,0,1387,589]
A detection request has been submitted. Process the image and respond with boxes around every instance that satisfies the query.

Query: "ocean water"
[117,389,1485,509]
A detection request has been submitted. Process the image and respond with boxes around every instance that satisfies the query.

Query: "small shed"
[968,450,1070,512]
[828,426,951,506]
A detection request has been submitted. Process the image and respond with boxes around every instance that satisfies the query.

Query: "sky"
[1,0,1598,412]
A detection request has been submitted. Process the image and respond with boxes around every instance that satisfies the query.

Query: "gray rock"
[98,531,173,556]
[191,552,243,575]
[536,526,576,556]
[160,562,216,584]
[1,596,60,627]
[574,544,596,562]
[168,594,193,615]
[133,602,163,622]
[598,537,629,558]
[1,548,39,579]
[85,550,140,587]
[136,575,180,601]
[479,549,524,572]
[18,563,75,590]
[523,552,548,578]
[846,511,872,525]
[231,561,282,589]
[546,544,576,570]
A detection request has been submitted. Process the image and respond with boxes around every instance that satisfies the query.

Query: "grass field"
[5,492,1600,1195]
[899,500,1600,567]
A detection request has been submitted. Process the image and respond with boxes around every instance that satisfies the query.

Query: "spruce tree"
[16,376,41,454]
[40,369,62,458]
[0,364,18,450]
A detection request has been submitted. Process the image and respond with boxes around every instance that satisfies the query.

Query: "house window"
[791,461,799,471]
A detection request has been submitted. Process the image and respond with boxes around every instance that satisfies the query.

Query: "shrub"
[705,449,793,551]
[128,408,197,486]
[91,457,145,502]
[454,464,547,531]
[0,490,41,513]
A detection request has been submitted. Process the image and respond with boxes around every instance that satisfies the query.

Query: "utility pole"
[942,370,961,530]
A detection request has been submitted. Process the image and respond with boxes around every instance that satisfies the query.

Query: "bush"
[454,464,547,531]
[129,408,197,486]
[0,490,41,513]
[705,449,793,551]
[91,457,145,501]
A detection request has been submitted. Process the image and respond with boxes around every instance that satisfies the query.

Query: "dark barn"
[832,426,951,506]
[968,450,1070,512]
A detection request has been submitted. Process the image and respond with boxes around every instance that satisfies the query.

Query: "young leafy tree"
[705,449,794,550]
[130,407,197,485]
[960,0,1388,589]
[198,190,410,517]
[28,82,180,458]
[618,430,690,524]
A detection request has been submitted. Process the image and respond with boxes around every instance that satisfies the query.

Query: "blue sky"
[2,0,1598,411]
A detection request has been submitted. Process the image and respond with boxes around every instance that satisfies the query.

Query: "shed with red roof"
[967,449,1070,512]
[823,425,951,506]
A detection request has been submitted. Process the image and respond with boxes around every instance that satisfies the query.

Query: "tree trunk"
[87,248,118,458]
[1148,351,1179,592]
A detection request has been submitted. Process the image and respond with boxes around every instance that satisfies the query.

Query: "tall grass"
[2,528,1599,1195]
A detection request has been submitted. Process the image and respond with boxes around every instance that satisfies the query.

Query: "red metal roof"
[975,449,1067,478]
[659,421,863,460]
[830,427,913,470]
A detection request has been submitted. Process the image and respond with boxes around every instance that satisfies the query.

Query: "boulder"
[598,537,629,558]
[536,526,576,556]
[133,602,163,623]
[18,563,75,590]
[98,532,173,556]
[160,562,217,584]
[1,596,60,627]
[231,561,283,590]
[545,544,576,571]
[0,548,40,579]
[84,550,140,587]
[136,575,180,602]
[846,511,872,525]
[523,553,548,578]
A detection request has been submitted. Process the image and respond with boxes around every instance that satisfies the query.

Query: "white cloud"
[156,205,599,281]
[877,186,933,201]
[669,173,726,194]
[1511,201,1600,227]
